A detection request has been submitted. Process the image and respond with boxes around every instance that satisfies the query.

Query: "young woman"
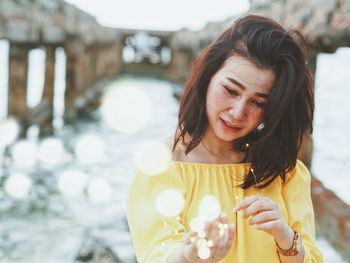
[127,15,323,263]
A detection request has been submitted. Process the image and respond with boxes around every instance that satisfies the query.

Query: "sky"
[63,0,250,31]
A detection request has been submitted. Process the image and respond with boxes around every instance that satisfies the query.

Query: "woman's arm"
[280,160,323,262]
[274,225,305,263]
[126,167,187,263]
[233,160,323,263]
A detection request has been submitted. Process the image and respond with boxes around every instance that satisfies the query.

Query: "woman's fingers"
[184,230,197,244]
[233,195,260,212]
[210,213,234,260]
[243,199,273,218]
[226,224,235,249]
[184,213,235,262]
[249,210,279,225]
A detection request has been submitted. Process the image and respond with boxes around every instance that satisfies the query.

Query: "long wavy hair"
[172,14,314,189]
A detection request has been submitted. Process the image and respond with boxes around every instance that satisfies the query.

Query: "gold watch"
[274,230,300,256]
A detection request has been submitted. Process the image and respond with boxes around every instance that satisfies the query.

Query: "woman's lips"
[220,118,242,132]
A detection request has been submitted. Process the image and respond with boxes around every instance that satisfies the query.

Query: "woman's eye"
[223,86,238,96]
[251,100,266,108]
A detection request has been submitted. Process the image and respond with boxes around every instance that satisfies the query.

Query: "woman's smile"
[219,118,242,133]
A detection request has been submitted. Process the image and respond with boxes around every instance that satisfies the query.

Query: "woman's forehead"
[219,56,275,92]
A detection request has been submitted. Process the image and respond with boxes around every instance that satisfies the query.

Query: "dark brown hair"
[172,14,314,189]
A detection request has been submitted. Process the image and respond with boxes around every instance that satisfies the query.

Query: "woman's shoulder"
[284,159,311,185]
[158,133,194,163]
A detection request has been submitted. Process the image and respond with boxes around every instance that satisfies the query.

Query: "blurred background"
[0,0,349,262]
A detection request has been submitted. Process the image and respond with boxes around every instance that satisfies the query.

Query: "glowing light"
[0,117,20,148]
[207,240,214,247]
[196,238,208,247]
[0,40,9,119]
[100,85,153,133]
[136,141,171,176]
[218,222,229,237]
[199,195,221,221]
[27,48,46,108]
[4,173,32,199]
[198,231,206,238]
[11,140,38,170]
[156,189,184,217]
[190,217,205,232]
[86,178,112,204]
[37,138,65,166]
[198,246,211,260]
[75,134,105,165]
[57,170,88,196]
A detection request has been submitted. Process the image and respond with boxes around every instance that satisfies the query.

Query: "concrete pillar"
[166,49,193,83]
[8,43,29,133]
[64,42,78,122]
[40,46,55,135]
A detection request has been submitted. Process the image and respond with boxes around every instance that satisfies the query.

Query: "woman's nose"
[228,100,247,120]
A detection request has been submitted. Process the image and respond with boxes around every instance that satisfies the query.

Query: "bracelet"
[274,230,300,256]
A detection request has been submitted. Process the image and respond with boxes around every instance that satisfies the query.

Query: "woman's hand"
[233,195,295,249]
[181,213,235,263]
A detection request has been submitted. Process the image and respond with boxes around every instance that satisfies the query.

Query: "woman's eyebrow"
[226,77,269,99]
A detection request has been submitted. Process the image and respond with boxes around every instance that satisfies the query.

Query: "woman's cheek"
[251,108,264,125]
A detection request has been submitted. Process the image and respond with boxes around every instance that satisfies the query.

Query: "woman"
[127,15,323,263]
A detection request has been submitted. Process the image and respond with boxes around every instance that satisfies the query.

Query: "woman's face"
[205,55,275,143]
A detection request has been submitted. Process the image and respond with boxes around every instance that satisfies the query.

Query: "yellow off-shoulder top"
[126,160,323,263]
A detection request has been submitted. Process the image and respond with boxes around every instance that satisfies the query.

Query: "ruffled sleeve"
[126,165,187,263]
[282,160,323,263]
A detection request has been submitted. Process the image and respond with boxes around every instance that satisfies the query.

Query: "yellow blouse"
[126,160,323,263]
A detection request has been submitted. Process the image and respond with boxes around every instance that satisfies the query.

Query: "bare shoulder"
[158,133,187,162]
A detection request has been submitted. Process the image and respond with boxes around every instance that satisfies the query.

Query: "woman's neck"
[173,131,246,164]
[200,137,245,164]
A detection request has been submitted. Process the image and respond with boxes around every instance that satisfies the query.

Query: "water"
[0,76,179,262]
[0,74,348,262]
[312,48,350,205]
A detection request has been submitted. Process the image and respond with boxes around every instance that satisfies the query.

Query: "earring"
[257,123,264,132]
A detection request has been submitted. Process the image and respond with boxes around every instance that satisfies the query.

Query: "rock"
[76,237,123,263]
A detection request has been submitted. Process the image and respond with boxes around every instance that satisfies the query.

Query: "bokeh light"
[198,245,211,260]
[199,195,221,221]
[86,178,112,204]
[11,139,38,170]
[4,172,32,199]
[75,134,105,165]
[100,85,153,133]
[135,141,171,176]
[37,138,65,166]
[156,189,184,217]
[0,117,20,148]
[57,170,88,196]
[190,217,205,232]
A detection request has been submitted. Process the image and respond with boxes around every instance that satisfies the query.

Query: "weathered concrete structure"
[0,0,123,134]
[0,0,179,133]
